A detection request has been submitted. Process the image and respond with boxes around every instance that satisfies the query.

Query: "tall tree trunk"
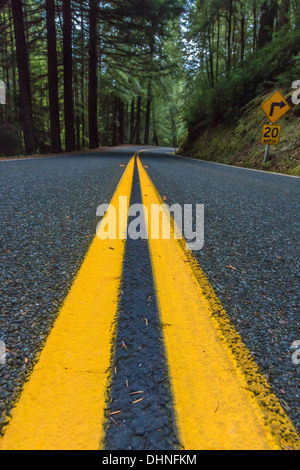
[105,94,110,146]
[227,0,233,70]
[118,98,125,145]
[208,26,214,85]
[144,82,151,145]
[9,4,17,122]
[253,6,257,51]
[112,95,118,146]
[63,0,75,151]
[1,9,9,123]
[232,13,237,66]
[258,1,278,49]
[11,0,35,154]
[216,12,220,80]
[74,69,81,150]
[129,98,135,143]
[151,99,158,146]
[170,108,177,148]
[135,95,141,145]
[278,0,290,27]
[241,14,245,62]
[88,0,99,149]
[46,0,62,153]
[80,2,86,148]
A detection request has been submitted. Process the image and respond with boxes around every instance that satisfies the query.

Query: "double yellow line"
[0,157,135,451]
[0,152,299,450]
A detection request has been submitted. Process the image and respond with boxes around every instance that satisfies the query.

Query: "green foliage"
[185,20,300,130]
[0,0,185,152]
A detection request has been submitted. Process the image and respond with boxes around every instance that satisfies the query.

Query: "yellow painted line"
[0,156,135,450]
[137,155,300,451]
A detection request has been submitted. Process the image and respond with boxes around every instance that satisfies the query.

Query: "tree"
[135,95,141,145]
[144,82,152,145]
[258,1,277,49]
[46,0,62,153]
[11,0,35,154]
[278,0,290,27]
[88,0,99,149]
[63,0,75,151]
[1,0,185,154]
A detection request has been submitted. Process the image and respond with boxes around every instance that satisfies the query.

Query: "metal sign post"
[264,144,270,164]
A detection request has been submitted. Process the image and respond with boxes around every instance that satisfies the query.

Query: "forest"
[0,0,299,158]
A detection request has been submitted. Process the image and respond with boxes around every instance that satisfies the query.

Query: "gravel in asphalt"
[104,161,180,450]
[0,147,299,445]
[0,151,133,433]
[140,151,300,433]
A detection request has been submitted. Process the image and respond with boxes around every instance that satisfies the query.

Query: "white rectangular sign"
[0,80,6,105]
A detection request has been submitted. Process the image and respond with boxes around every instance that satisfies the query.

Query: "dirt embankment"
[179,91,300,176]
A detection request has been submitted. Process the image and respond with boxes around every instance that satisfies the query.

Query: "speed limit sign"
[261,124,281,145]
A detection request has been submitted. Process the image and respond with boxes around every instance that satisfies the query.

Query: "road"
[0,146,299,450]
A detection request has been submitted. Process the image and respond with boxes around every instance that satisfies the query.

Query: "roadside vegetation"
[179,0,300,174]
[0,0,185,157]
[0,0,299,174]
[179,91,300,175]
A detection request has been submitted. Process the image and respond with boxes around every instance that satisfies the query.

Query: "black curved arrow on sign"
[269,101,286,117]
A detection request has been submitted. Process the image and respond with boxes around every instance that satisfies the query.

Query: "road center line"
[0,156,135,450]
[136,154,300,451]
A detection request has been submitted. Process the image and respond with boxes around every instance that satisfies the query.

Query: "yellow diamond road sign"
[261,90,291,124]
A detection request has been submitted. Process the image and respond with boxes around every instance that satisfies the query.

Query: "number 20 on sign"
[261,124,281,145]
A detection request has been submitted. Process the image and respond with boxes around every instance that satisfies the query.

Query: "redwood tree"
[258,1,278,49]
[11,0,35,154]
[88,0,99,149]
[63,0,75,151]
[46,0,62,153]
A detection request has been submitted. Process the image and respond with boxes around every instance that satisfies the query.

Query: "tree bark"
[80,2,86,149]
[208,26,214,84]
[253,6,257,51]
[135,95,141,145]
[241,14,245,62]
[144,83,151,145]
[88,0,99,149]
[258,1,278,49]
[11,0,36,154]
[170,108,177,148]
[46,0,62,153]
[118,98,125,145]
[1,8,9,124]
[129,98,135,143]
[278,0,290,27]
[9,4,17,122]
[112,95,118,146]
[227,0,233,70]
[63,0,76,151]
[105,94,110,146]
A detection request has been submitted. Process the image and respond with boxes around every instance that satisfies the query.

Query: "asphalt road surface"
[0,146,299,451]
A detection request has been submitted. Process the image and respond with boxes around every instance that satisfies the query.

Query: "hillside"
[179,89,300,176]
[178,2,300,177]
